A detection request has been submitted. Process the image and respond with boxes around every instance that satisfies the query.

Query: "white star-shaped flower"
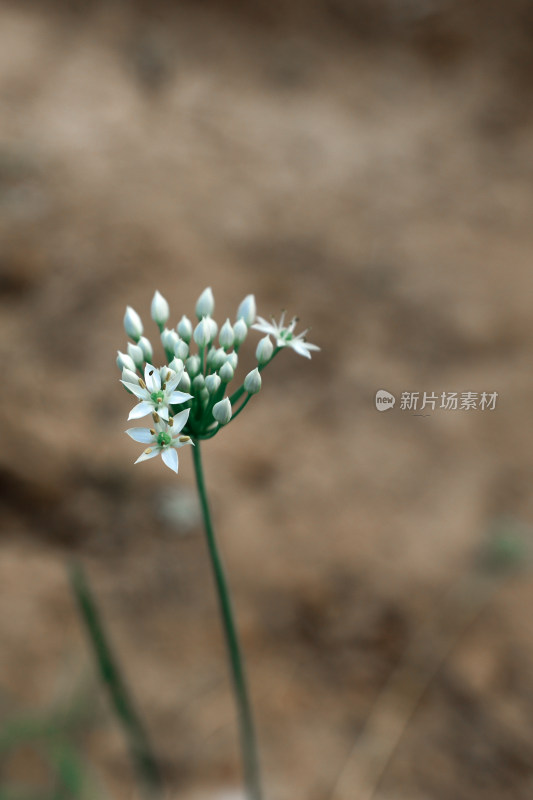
[126,410,192,473]
[121,363,192,421]
[252,312,320,359]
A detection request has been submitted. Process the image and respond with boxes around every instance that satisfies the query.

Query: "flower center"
[280,329,293,341]
[157,432,172,447]
[151,390,165,404]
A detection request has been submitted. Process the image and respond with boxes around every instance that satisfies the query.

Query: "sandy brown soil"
[2,1,533,798]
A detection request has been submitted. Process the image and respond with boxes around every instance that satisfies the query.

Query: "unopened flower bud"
[138,336,153,363]
[186,355,201,378]
[213,397,232,425]
[127,342,144,370]
[207,317,218,341]
[174,338,189,360]
[233,318,248,346]
[124,306,143,341]
[194,317,211,348]
[244,367,262,394]
[177,315,193,342]
[151,290,170,327]
[236,294,256,327]
[219,319,235,349]
[225,351,238,370]
[168,357,184,373]
[219,362,234,383]
[196,287,215,319]
[207,347,226,371]
[192,374,205,393]
[117,350,137,372]
[206,348,216,370]
[161,328,179,352]
[178,371,191,393]
[122,367,140,385]
[205,374,221,394]
[256,335,274,365]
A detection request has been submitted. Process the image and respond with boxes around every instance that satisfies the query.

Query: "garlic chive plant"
[116,288,318,800]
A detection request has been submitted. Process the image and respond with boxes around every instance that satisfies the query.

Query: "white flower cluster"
[118,288,319,472]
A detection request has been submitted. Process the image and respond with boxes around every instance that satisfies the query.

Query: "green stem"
[68,561,163,799]
[191,442,263,800]
[231,393,252,421]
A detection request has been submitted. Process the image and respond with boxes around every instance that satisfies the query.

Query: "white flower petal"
[290,341,312,358]
[120,381,147,400]
[173,437,192,449]
[158,405,169,421]
[169,390,192,404]
[134,448,159,464]
[128,401,154,419]
[171,408,190,433]
[125,428,154,443]
[144,364,161,392]
[161,447,179,473]
[251,317,276,336]
[165,371,182,393]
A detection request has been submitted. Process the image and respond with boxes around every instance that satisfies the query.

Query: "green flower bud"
[121,367,140,385]
[168,357,184,373]
[205,374,221,394]
[194,318,211,348]
[138,336,153,363]
[177,315,193,342]
[192,374,205,393]
[233,318,248,346]
[196,287,215,319]
[219,319,235,349]
[207,317,218,341]
[226,351,238,370]
[117,350,137,372]
[178,371,191,393]
[219,362,234,383]
[244,367,261,394]
[213,397,232,425]
[236,294,256,327]
[174,338,189,360]
[161,328,179,352]
[186,355,201,378]
[124,306,143,341]
[207,347,226,371]
[256,335,274,365]
[127,342,144,370]
[151,290,169,326]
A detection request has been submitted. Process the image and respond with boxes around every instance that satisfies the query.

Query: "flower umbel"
[121,362,192,421]
[118,290,318,464]
[126,410,192,473]
[252,311,320,359]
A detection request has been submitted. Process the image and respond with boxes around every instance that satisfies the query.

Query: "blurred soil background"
[2,0,533,798]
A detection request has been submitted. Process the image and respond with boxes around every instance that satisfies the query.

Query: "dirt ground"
[2,1,533,798]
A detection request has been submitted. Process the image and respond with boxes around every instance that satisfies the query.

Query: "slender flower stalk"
[192,442,262,800]
[68,561,163,799]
